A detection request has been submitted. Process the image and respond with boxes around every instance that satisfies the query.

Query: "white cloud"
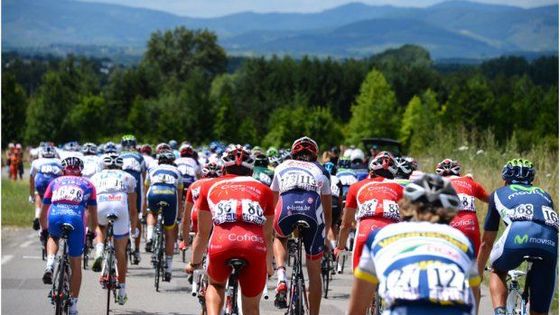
[81,0,558,17]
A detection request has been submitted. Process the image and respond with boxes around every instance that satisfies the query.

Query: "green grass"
[2,178,34,227]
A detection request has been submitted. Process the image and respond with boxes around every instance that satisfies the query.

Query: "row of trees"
[2,27,558,153]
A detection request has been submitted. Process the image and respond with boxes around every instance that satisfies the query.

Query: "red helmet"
[61,157,84,176]
[221,144,254,170]
[140,144,152,155]
[290,136,318,161]
[368,151,398,178]
[179,143,194,158]
[436,159,461,176]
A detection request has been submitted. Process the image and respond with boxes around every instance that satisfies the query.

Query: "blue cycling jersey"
[484,184,557,231]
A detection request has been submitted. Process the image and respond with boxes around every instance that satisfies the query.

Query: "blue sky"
[82,0,558,17]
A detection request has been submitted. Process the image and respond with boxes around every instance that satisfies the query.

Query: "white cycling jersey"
[355,221,480,309]
[81,155,104,178]
[271,160,331,195]
[175,157,201,186]
[30,157,63,178]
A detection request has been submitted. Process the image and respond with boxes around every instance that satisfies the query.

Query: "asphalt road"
[2,227,494,314]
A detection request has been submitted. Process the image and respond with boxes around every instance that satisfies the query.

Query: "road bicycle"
[286,220,311,315]
[99,213,119,315]
[48,223,73,315]
[287,237,297,267]
[321,250,334,298]
[223,258,247,315]
[505,256,542,315]
[190,256,208,315]
[82,229,93,270]
[151,202,167,292]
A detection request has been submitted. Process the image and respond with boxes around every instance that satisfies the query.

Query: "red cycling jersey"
[186,178,213,233]
[196,174,274,297]
[447,175,489,256]
[345,178,403,270]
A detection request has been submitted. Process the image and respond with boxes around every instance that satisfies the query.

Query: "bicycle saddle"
[508,270,526,278]
[61,223,75,233]
[107,214,119,221]
[227,258,247,270]
[294,220,311,230]
[156,201,169,207]
[523,255,543,262]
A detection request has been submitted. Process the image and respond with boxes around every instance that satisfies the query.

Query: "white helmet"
[350,148,365,163]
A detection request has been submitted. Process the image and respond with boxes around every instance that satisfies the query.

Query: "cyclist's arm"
[40,183,54,230]
[128,192,138,230]
[477,194,499,277]
[348,277,376,315]
[337,206,356,251]
[264,214,274,276]
[322,194,332,236]
[87,205,98,232]
[191,209,211,265]
[182,202,193,242]
[29,174,35,198]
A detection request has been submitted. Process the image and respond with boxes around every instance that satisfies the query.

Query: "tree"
[68,94,109,141]
[400,89,440,153]
[346,69,399,145]
[2,73,27,145]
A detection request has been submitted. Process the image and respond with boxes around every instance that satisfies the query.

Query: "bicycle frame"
[101,215,118,315]
[153,207,165,292]
[287,222,310,315]
[50,225,73,315]
[224,259,246,315]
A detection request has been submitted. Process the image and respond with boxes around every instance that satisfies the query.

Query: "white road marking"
[20,240,35,248]
[2,255,14,265]
[22,255,42,260]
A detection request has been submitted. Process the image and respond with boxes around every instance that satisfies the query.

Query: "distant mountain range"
[2,0,558,59]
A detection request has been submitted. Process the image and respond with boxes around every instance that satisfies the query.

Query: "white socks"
[46,255,55,270]
[69,297,78,312]
[95,243,104,258]
[35,207,41,218]
[147,226,154,241]
[118,283,126,297]
[166,256,173,272]
[277,266,286,284]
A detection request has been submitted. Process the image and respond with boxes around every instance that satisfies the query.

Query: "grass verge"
[2,177,34,227]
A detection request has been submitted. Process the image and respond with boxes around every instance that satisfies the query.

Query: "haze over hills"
[2,0,557,59]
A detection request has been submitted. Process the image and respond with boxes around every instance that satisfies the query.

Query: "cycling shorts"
[388,303,470,315]
[48,206,85,257]
[207,223,267,298]
[147,185,178,229]
[35,175,56,198]
[353,217,395,270]
[490,220,558,313]
[450,211,481,256]
[97,198,130,239]
[191,206,199,233]
[125,170,143,216]
[332,196,342,227]
[274,190,325,260]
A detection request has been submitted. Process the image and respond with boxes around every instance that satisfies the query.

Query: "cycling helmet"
[369,151,398,179]
[103,153,123,169]
[266,147,279,158]
[157,151,176,165]
[254,153,269,168]
[404,173,460,211]
[291,136,318,161]
[243,144,252,150]
[350,148,365,163]
[140,144,152,155]
[222,144,254,170]
[121,135,137,149]
[502,159,535,185]
[40,145,56,158]
[269,155,282,168]
[404,156,418,171]
[156,143,172,154]
[169,140,178,150]
[323,162,337,176]
[338,157,352,169]
[105,142,118,154]
[202,162,222,178]
[435,159,461,177]
[394,156,414,179]
[81,142,97,156]
[61,157,84,176]
[179,143,194,158]
[252,146,263,155]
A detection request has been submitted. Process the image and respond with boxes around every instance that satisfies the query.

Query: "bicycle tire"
[55,258,66,315]
[322,257,330,298]
[506,290,522,315]
[296,279,305,315]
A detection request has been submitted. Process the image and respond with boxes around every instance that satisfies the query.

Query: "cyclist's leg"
[273,196,293,286]
[161,192,178,278]
[67,214,85,298]
[239,247,266,315]
[134,173,144,253]
[145,187,158,251]
[46,210,62,269]
[301,211,323,315]
[113,206,130,285]
[206,245,232,315]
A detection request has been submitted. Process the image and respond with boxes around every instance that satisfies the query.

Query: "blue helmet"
[502,159,535,185]
[323,162,337,175]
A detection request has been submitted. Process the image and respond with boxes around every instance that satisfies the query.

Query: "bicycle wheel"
[296,279,305,314]
[105,253,114,315]
[54,260,66,315]
[506,290,523,315]
[322,257,330,298]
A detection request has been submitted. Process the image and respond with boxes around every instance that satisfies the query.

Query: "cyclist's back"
[30,156,63,198]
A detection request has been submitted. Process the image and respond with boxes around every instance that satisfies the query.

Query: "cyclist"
[145,151,183,281]
[349,173,479,315]
[175,143,201,191]
[104,142,118,155]
[39,157,99,315]
[30,145,63,231]
[179,161,222,251]
[90,153,138,305]
[186,145,274,315]
[252,152,274,186]
[169,139,180,159]
[272,136,332,315]
[393,156,414,186]
[336,157,358,203]
[119,135,146,264]
[436,159,489,257]
[80,143,103,178]
[335,151,403,271]
[350,148,369,181]
[324,162,343,250]
[477,159,557,315]
[140,144,155,171]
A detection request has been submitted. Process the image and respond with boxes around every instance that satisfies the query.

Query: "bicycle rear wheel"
[322,257,330,298]
[54,260,66,315]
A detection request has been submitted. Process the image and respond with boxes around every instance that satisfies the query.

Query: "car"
[361,138,403,157]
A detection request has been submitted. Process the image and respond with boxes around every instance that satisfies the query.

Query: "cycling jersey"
[330,175,343,225]
[484,184,558,313]
[196,174,274,297]
[356,222,479,312]
[91,170,137,238]
[345,177,403,269]
[252,166,274,186]
[43,176,97,257]
[337,168,358,201]
[30,158,63,197]
[175,157,200,189]
[185,178,213,233]
[146,164,182,228]
[272,160,331,260]
[81,155,104,178]
[142,154,155,172]
[447,175,488,256]
[120,151,146,216]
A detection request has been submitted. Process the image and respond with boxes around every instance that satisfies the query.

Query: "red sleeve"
[263,186,275,216]
[195,181,211,212]
[345,182,359,209]
[87,183,97,206]
[474,180,489,202]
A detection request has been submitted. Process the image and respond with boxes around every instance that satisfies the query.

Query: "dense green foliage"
[2,27,558,152]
